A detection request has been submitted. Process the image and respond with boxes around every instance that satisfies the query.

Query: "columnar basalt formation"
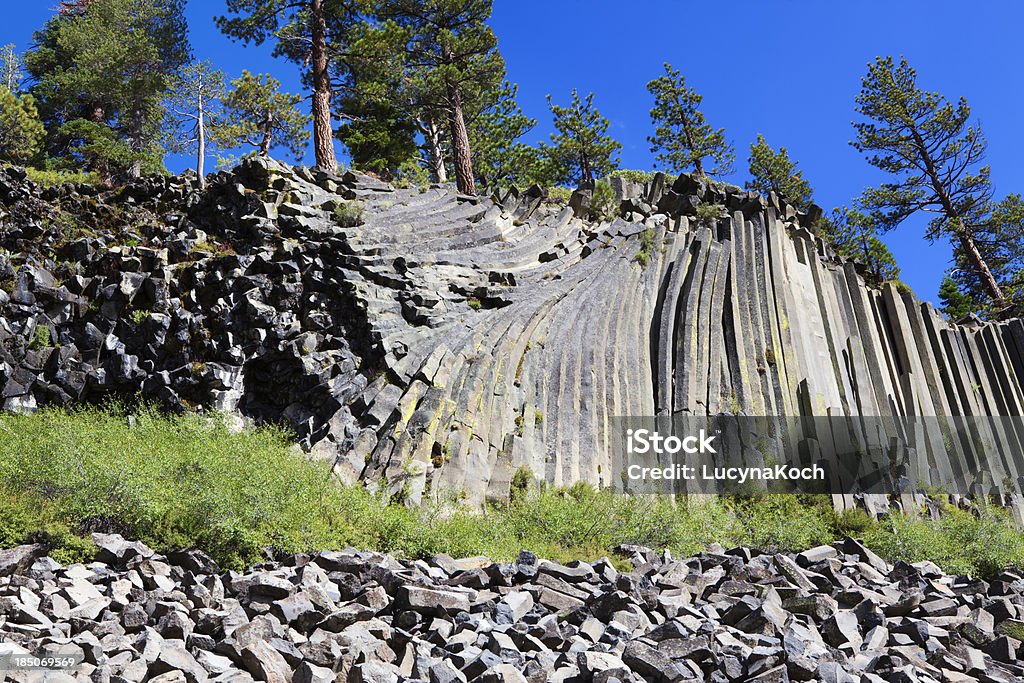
[2,161,1023,506]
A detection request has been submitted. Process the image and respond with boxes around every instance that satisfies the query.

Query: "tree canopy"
[746,134,813,210]
[542,89,621,186]
[647,63,733,178]
[853,56,1004,309]
[222,71,311,163]
[25,0,190,179]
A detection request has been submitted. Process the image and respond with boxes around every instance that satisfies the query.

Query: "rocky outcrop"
[2,160,1024,507]
[1,537,1022,682]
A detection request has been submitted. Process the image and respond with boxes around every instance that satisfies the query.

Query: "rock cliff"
[2,160,1023,506]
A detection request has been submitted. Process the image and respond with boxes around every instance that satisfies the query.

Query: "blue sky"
[4,1,1024,303]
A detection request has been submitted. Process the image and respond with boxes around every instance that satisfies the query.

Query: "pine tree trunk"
[127,97,144,179]
[259,111,273,156]
[309,0,337,173]
[445,81,475,195]
[421,116,447,183]
[910,126,1005,307]
[197,91,206,190]
[954,223,1005,306]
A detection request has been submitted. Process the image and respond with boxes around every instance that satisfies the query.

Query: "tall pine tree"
[164,61,227,188]
[541,89,620,186]
[218,0,363,172]
[647,63,733,177]
[853,56,1004,309]
[378,0,505,195]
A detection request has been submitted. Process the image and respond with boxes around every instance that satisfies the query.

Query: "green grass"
[2,406,1023,577]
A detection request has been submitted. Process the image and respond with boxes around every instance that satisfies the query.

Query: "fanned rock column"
[3,162,1024,507]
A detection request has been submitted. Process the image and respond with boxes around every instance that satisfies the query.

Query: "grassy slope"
[1,406,1022,576]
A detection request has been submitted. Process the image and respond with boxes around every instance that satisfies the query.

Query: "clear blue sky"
[4,1,1023,304]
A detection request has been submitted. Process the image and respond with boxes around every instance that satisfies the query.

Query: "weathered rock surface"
[3,161,1024,508]
[0,535,1022,682]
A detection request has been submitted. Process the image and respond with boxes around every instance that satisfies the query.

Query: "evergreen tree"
[218,0,363,172]
[25,0,190,179]
[0,87,45,164]
[853,56,1004,308]
[946,193,1024,317]
[542,89,621,186]
[938,275,980,322]
[379,0,505,196]
[221,72,311,162]
[746,134,812,210]
[647,62,733,177]
[334,20,420,179]
[819,207,900,286]
[164,61,227,188]
[468,81,547,187]
[1,45,22,93]
[337,98,418,178]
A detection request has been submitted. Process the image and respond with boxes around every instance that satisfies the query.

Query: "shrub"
[695,202,725,226]
[28,324,51,350]
[589,180,618,222]
[2,407,1024,577]
[732,495,834,551]
[334,201,365,227]
[634,227,656,267]
[608,169,657,184]
[24,168,100,187]
[545,187,573,205]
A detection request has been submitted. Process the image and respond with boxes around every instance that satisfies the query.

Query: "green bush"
[545,186,573,205]
[695,202,725,226]
[589,180,618,222]
[608,169,657,184]
[634,227,656,267]
[28,324,51,350]
[24,167,100,187]
[333,201,365,228]
[863,506,1024,577]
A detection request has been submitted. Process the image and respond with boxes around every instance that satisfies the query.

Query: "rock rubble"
[1,535,1022,682]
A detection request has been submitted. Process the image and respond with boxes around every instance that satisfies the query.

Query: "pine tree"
[542,89,621,186]
[647,63,733,177]
[379,0,505,196]
[218,0,362,172]
[164,61,227,188]
[746,134,812,210]
[853,56,1005,308]
[1,45,22,93]
[221,72,311,162]
[0,87,45,164]
[946,194,1024,317]
[938,275,981,322]
[333,19,420,179]
[468,81,546,187]
[25,0,190,179]
[819,207,900,286]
